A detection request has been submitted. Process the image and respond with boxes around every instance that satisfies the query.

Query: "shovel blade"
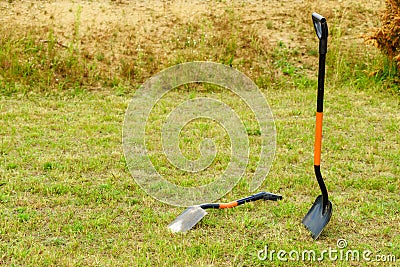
[302,195,332,240]
[168,206,207,233]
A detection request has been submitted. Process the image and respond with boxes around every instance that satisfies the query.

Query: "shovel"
[302,13,333,240]
[168,192,282,233]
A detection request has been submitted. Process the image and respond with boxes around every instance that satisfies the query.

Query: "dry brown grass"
[367,0,400,68]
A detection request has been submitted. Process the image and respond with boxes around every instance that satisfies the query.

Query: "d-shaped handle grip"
[312,13,328,54]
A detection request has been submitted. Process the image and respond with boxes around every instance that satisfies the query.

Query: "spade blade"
[168,206,207,233]
[302,195,332,240]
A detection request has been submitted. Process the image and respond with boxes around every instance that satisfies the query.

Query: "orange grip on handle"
[314,112,323,166]
[219,201,239,209]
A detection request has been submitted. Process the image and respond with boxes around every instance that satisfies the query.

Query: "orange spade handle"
[219,201,239,209]
[314,112,323,166]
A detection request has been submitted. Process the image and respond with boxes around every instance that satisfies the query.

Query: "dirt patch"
[0,0,385,89]
[1,0,384,49]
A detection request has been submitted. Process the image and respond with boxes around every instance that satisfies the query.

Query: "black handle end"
[312,13,328,54]
[263,192,283,201]
[237,192,282,205]
[312,13,326,24]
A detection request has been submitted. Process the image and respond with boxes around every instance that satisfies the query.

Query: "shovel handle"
[312,12,330,210]
[200,192,282,209]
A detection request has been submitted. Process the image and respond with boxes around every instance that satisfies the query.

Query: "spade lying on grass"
[168,192,282,233]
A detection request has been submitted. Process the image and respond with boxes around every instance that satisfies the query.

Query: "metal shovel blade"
[302,195,332,240]
[168,206,207,233]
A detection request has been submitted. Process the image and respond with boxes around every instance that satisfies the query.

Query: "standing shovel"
[302,13,333,240]
[168,192,282,233]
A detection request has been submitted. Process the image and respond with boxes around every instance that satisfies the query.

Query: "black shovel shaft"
[317,54,326,113]
[315,54,329,209]
[314,166,329,208]
[200,192,282,209]
[312,12,328,114]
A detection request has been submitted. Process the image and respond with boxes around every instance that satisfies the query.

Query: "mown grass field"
[1,0,399,266]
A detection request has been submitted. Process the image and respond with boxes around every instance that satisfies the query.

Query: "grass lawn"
[1,0,399,266]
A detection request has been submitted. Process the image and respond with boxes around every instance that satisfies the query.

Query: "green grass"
[1,0,399,266]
